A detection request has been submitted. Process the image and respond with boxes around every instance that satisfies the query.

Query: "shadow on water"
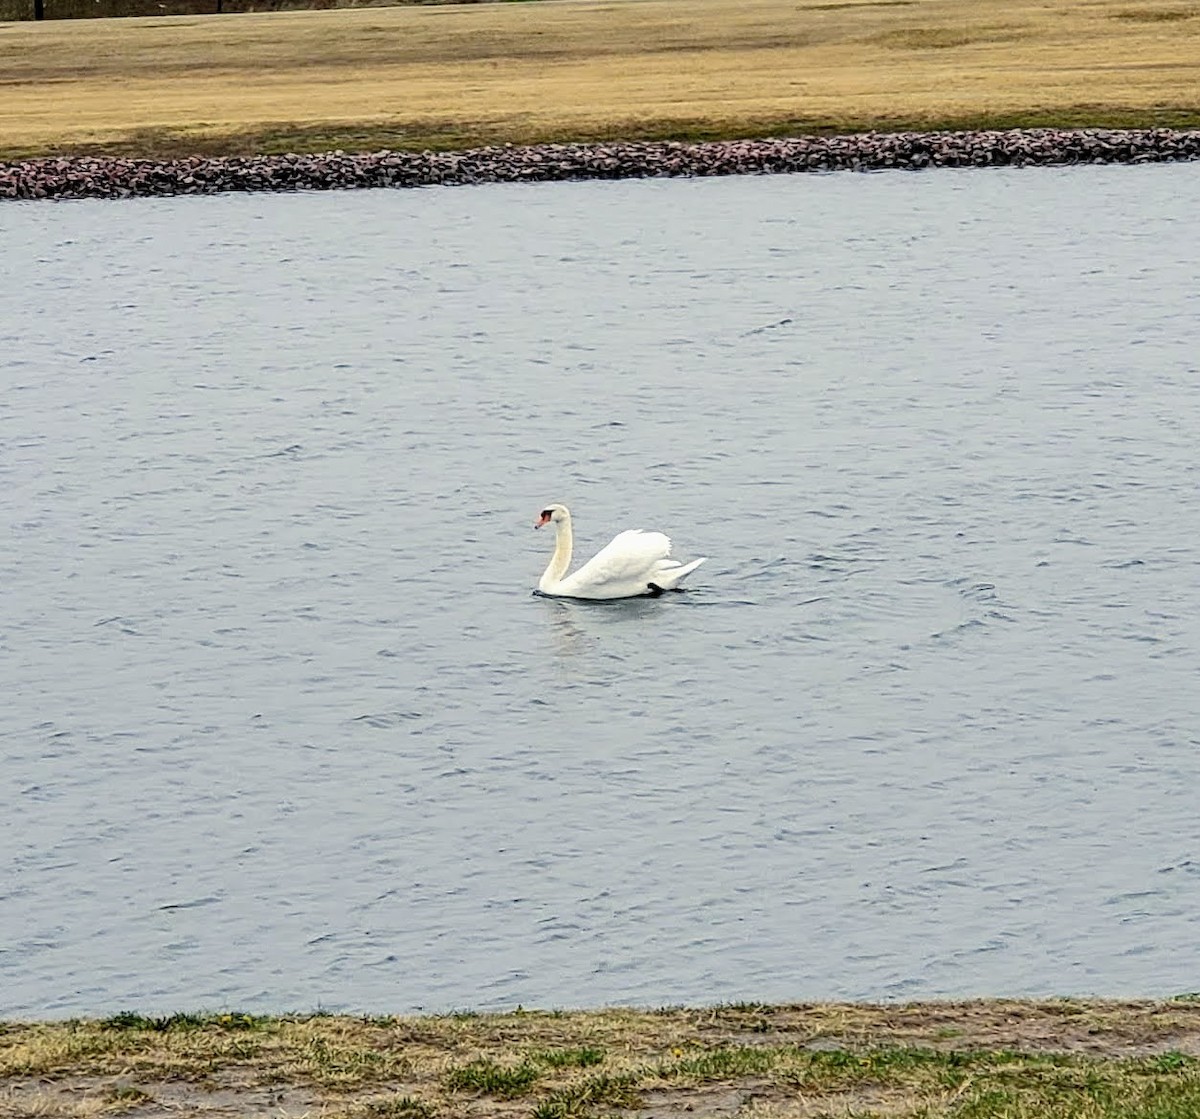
[534,591,695,660]
[537,590,686,614]
[533,591,677,622]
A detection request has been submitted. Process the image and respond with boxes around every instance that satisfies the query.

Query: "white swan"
[534,504,707,600]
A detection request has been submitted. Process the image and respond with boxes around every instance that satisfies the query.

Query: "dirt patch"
[1,1076,323,1118]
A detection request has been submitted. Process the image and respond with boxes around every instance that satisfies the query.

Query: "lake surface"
[3,164,1200,1019]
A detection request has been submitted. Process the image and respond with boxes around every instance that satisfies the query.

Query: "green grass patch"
[657,1044,781,1080]
[948,1058,1200,1119]
[443,1057,542,1097]
[530,1072,641,1118]
[361,1096,439,1118]
[297,1035,411,1088]
[527,1046,606,1069]
[644,1046,1200,1119]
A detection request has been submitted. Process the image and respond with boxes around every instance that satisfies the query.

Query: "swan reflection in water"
[537,593,672,663]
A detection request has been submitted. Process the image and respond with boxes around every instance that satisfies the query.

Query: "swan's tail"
[653,556,707,591]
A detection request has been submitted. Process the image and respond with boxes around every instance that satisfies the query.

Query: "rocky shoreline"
[3,127,1199,200]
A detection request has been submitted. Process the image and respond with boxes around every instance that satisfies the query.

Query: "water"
[3,164,1200,1019]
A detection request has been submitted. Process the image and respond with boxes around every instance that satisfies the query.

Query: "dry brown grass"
[1,0,1200,158]
[3,1000,1200,1119]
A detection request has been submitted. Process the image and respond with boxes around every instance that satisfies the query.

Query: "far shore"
[4,998,1200,1117]
[3,0,1200,162]
[4,129,1200,201]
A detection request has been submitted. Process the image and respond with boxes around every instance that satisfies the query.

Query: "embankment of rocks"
[3,128,1198,200]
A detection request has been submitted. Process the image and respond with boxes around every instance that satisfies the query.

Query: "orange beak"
[535,512,551,529]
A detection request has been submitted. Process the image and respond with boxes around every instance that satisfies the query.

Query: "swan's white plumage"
[535,505,706,600]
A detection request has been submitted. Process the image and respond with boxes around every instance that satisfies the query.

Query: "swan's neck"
[539,515,573,592]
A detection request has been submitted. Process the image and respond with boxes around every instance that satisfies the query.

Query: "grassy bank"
[4,999,1200,1117]
[2,0,1200,160]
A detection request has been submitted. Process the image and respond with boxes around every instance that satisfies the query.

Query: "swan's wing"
[557,529,672,597]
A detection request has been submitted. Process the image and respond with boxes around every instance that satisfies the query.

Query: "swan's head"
[535,504,569,529]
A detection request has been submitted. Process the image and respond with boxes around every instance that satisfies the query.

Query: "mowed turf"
[2,0,1200,158]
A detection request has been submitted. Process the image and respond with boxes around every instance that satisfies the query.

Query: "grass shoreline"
[3,0,1200,162]
[7,108,1200,164]
[5,999,1200,1117]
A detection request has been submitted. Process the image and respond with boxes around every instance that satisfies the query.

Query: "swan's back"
[555,529,673,599]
